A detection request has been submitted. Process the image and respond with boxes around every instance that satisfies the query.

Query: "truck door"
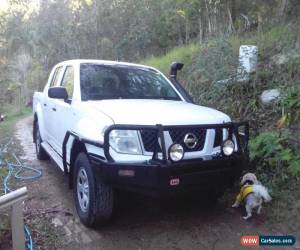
[52,65,76,156]
[44,66,64,149]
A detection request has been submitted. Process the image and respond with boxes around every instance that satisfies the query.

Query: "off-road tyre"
[73,152,113,227]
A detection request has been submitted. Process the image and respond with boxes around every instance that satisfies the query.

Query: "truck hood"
[87,99,231,126]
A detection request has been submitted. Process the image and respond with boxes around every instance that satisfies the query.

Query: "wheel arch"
[33,102,46,142]
[33,113,38,143]
[68,139,87,189]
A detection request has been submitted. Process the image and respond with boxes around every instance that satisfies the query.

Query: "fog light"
[222,139,235,156]
[169,144,184,162]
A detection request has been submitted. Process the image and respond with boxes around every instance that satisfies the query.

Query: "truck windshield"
[80,64,181,101]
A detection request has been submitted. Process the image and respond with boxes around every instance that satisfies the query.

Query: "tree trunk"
[296,26,300,49]
[257,12,263,32]
[95,0,100,58]
[279,0,288,19]
[185,19,190,44]
[227,6,235,33]
[204,0,212,35]
[177,17,184,45]
[230,0,236,23]
[198,11,204,44]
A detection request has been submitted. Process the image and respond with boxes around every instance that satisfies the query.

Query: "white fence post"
[0,187,28,250]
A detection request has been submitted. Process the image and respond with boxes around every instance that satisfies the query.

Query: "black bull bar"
[102,122,249,163]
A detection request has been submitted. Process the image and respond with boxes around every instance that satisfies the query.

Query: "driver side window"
[61,66,74,101]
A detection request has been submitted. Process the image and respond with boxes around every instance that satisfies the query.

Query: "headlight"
[109,130,142,155]
[169,144,184,162]
[222,139,235,156]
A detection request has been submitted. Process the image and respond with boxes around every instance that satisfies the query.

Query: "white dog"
[232,173,272,220]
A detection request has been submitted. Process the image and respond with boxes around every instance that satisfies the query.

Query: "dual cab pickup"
[33,60,249,227]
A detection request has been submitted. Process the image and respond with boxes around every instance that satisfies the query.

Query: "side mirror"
[170,62,184,79]
[48,87,68,100]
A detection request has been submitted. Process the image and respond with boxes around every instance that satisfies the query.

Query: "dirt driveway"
[14,117,300,250]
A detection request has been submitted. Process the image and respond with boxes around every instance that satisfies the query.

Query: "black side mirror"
[170,62,184,79]
[48,87,68,100]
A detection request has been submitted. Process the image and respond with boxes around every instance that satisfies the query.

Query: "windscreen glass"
[80,64,181,101]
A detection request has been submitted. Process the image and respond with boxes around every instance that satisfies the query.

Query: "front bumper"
[89,153,247,197]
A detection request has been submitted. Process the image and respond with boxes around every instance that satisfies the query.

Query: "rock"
[52,217,63,227]
[63,225,72,237]
[260,89,280,104]
[271,54,289,66]
[271,53,300,66]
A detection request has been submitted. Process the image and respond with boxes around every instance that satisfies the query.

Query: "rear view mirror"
[48,87,68,100]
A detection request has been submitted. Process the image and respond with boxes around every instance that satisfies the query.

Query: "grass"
[0,106,32,137]
[141,43,200,74]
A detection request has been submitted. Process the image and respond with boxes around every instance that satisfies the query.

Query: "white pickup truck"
[33,60,249,227]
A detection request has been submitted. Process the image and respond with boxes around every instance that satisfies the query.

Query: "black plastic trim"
[62,131,104,173]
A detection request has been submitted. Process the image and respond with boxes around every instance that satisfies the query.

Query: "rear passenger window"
[61,66,74,100]
[50,66,63,87]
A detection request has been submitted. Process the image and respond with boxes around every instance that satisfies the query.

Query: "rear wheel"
[73,152,113,227]
[34,122,49,160]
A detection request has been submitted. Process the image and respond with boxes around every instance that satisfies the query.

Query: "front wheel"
[73,152,113,227]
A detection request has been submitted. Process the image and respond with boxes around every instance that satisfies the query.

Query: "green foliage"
[250,131,286,161]
[27,63,47,92]
[280,86,300,122]
[141,44,200,74]
[256,70,274,85]
[0,106,31,137]
[250,131,300,177]
[257,25,295,52]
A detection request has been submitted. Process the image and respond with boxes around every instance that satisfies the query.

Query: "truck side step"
[41,142,64,172]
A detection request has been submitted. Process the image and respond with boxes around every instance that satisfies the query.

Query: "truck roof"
[56,59,154,70]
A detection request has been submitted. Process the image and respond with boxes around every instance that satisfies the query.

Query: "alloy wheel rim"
[77,168,90,213]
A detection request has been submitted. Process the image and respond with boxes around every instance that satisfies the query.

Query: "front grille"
[169,127,206,152]
[140,129,161,152]
[214,128,223,147]
[140,127,207,153]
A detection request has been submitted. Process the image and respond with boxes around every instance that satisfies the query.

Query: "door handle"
[52,108,56,111]
[44,103,47,107]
